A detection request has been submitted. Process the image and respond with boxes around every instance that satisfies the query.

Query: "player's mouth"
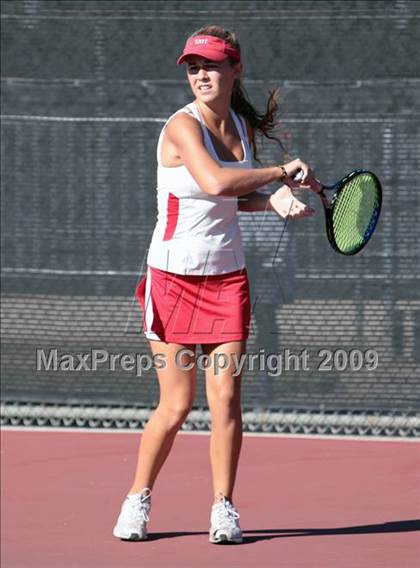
[198,85,212,92]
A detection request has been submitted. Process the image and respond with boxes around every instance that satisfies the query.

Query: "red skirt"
[135,265,251,344]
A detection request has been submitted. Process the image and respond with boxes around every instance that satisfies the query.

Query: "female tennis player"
[113,25,316,544]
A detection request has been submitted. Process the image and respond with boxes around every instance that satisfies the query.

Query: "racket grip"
[293,170,321,185]
[293,169,324,193]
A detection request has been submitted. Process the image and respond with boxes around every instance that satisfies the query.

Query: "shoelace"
[214,495,240,528]
[127,488,152,523]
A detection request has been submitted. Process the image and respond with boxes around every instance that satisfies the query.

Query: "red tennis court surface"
[1,428,419,568]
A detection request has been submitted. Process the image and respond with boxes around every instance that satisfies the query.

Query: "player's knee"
[158,400,193,427]
[211,386,239,408]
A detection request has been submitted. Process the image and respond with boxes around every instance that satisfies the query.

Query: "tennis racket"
[294,169,382,255]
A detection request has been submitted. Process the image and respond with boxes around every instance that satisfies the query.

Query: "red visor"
[177,35,241,65]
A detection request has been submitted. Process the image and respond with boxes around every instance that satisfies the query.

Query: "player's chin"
[196,87,214,97]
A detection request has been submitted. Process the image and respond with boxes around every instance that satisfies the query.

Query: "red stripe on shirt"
[163,192,179,241]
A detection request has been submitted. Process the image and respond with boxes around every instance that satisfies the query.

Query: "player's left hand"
[269,185,315,219]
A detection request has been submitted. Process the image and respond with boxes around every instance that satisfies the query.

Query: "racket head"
[324,169,382,255]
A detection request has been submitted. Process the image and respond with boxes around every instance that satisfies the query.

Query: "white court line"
[1,114,414,124]
[1,114,165,123]
[1,267,139,276]
[2,426,419,443]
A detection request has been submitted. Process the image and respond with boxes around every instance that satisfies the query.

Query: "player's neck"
[195,100,231,131]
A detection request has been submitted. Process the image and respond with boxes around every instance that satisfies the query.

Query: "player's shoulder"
[165,108,201,139]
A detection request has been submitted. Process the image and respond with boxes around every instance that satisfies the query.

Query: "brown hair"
[189,25,286,163]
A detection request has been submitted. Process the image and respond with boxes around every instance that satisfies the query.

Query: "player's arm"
[237,119,274,211]
[165,113,309,197]
[238,121,315,218]
[238,191,274,212]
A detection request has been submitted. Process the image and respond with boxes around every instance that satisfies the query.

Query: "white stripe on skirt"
[144,267,161,341]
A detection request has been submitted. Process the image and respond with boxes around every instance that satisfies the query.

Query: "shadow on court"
[146,519,420,543]
[241,519,420,543]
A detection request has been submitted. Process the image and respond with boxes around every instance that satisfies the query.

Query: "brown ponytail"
[189,25,286,163]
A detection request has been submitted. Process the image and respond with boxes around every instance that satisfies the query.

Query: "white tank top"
[146,101,253,275]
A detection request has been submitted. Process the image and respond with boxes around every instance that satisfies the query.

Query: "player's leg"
[113,340,196,540]
[128,340,197,493]
[203,340,246,544]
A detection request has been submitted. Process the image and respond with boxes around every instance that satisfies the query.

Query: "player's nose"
[197,67,209,80]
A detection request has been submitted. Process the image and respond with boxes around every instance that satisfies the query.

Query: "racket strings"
[333,180,367,242]
[332,174,380,254]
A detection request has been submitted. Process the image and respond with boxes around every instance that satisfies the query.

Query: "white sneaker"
[113,488,152,541]
[209,495,243,544]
